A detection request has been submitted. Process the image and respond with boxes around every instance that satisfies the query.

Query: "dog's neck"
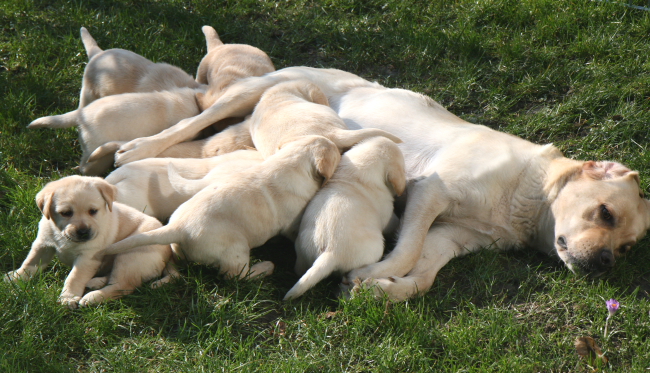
[525,152,584,254]
[510,145,579,253]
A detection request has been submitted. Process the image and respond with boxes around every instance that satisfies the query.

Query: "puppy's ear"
[311,140,340,184]
[583,161,634,180]
[306,83,329,106]
[95,180,117,212]
[195,91,216,112]
[35,186,55,220]
[386,160,406,196]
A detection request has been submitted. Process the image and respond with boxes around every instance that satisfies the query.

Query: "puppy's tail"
[27,110,79,129]
[102,227,182,256]
[202,25,224,52]
[88,141,125,163]
[168,162,212,196]
[284,252,337,300]
[330,128,402,150]
[80,27,102,59]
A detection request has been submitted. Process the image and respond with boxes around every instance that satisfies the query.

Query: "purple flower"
[606,299,619,316]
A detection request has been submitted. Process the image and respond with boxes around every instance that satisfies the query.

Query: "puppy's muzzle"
[71,227,94,242]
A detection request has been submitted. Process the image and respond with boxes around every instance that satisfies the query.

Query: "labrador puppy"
[76,27,199,108]
[194,25,275,111]
[105,149,263,220]
[112,66,650,301]
[248,79,402,158]
[5,176,177,309]
[28,87,205,175]
[103,136,340,279]
[285,137,406,300]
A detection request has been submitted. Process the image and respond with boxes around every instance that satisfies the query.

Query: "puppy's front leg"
[59,256,102,309]
[5,231,56,282]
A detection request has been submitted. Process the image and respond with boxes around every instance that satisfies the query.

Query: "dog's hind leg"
[347,174,451,282]
[353,224,489,301]
[150,260,180,289]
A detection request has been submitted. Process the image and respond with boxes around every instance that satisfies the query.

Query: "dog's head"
[550,161,650,275]
[279,135,341,184]
[36,175,117,243]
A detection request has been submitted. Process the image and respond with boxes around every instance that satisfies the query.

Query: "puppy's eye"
[89,208,98,216]
[600,205,613,222]
[60,210,73,217]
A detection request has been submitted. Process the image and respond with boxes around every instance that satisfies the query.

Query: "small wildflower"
[606,299,619,316]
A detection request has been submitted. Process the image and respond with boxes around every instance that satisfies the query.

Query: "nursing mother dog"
[113,67,650,301]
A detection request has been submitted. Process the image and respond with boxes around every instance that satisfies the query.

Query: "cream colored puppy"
[105,149,263,220]
[103,136,340,279]
[285,137,406,300]
[194,26,275,111]
[76,27,199,108]
[5,176,177,309]
[28,87,205,175]
[249,80,402,158]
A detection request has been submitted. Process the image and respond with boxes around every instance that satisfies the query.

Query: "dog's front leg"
[347,174,451,281]
[59,256,102,309]
[5,233,56,282]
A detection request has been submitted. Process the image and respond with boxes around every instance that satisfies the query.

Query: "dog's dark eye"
[89,208,98,216]
[60,210,73,217]
[600,205,613,222]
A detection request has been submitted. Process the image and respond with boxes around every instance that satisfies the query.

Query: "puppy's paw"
[58,295,81,309]
[79,291,106,308]
[114,138,163,166]
[5,269,30,283]
[248,261,275,279]
[85,276,108,290]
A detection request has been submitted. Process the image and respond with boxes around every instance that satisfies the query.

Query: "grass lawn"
[3,0,650,371]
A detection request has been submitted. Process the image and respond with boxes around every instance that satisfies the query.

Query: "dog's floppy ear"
[35,185,55,220]
[95,179,117,212]
[311,138,340,184]
[386,160,406,196]
[583,161,634,180]
[306,83,329,106]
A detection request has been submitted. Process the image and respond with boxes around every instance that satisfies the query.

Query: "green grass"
[3,0,650,371]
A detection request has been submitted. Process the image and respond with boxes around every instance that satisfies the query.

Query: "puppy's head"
[36,175,117,243]
[551,161,650,275]
[266,80,329,107]
[280,135,340,184]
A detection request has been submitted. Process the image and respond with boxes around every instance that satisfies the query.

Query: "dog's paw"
[4,269,29,283]
[85,276,108,290]
[58,295,81,309]
[114,138,162,166]
[79,291,106,308]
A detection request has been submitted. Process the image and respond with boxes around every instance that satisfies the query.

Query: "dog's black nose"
[76,228,92,241]
[556,236,568,250]
[600,249,615,268]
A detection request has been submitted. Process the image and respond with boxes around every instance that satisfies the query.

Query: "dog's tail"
[87,141,125,163]
[27,110,79,129]
[102,227,182,256]
[80,27,102,59]
[284,252,338,300]
[329,128,402,150]
[202,25,224,52]
[167,162,211,196]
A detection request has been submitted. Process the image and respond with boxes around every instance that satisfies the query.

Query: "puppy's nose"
[600,249,615,268]
[76,227,92,241]
[556,236,568,250]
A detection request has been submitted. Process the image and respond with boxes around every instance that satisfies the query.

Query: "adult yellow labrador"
[112,66,650,301]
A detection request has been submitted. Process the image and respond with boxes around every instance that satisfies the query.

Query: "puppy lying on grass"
[105,149,263,221]
[6,176,177,309]
[285,137,406,300]
[103,136,340,279]
[29,87,205,176]
[76,26,199,108]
